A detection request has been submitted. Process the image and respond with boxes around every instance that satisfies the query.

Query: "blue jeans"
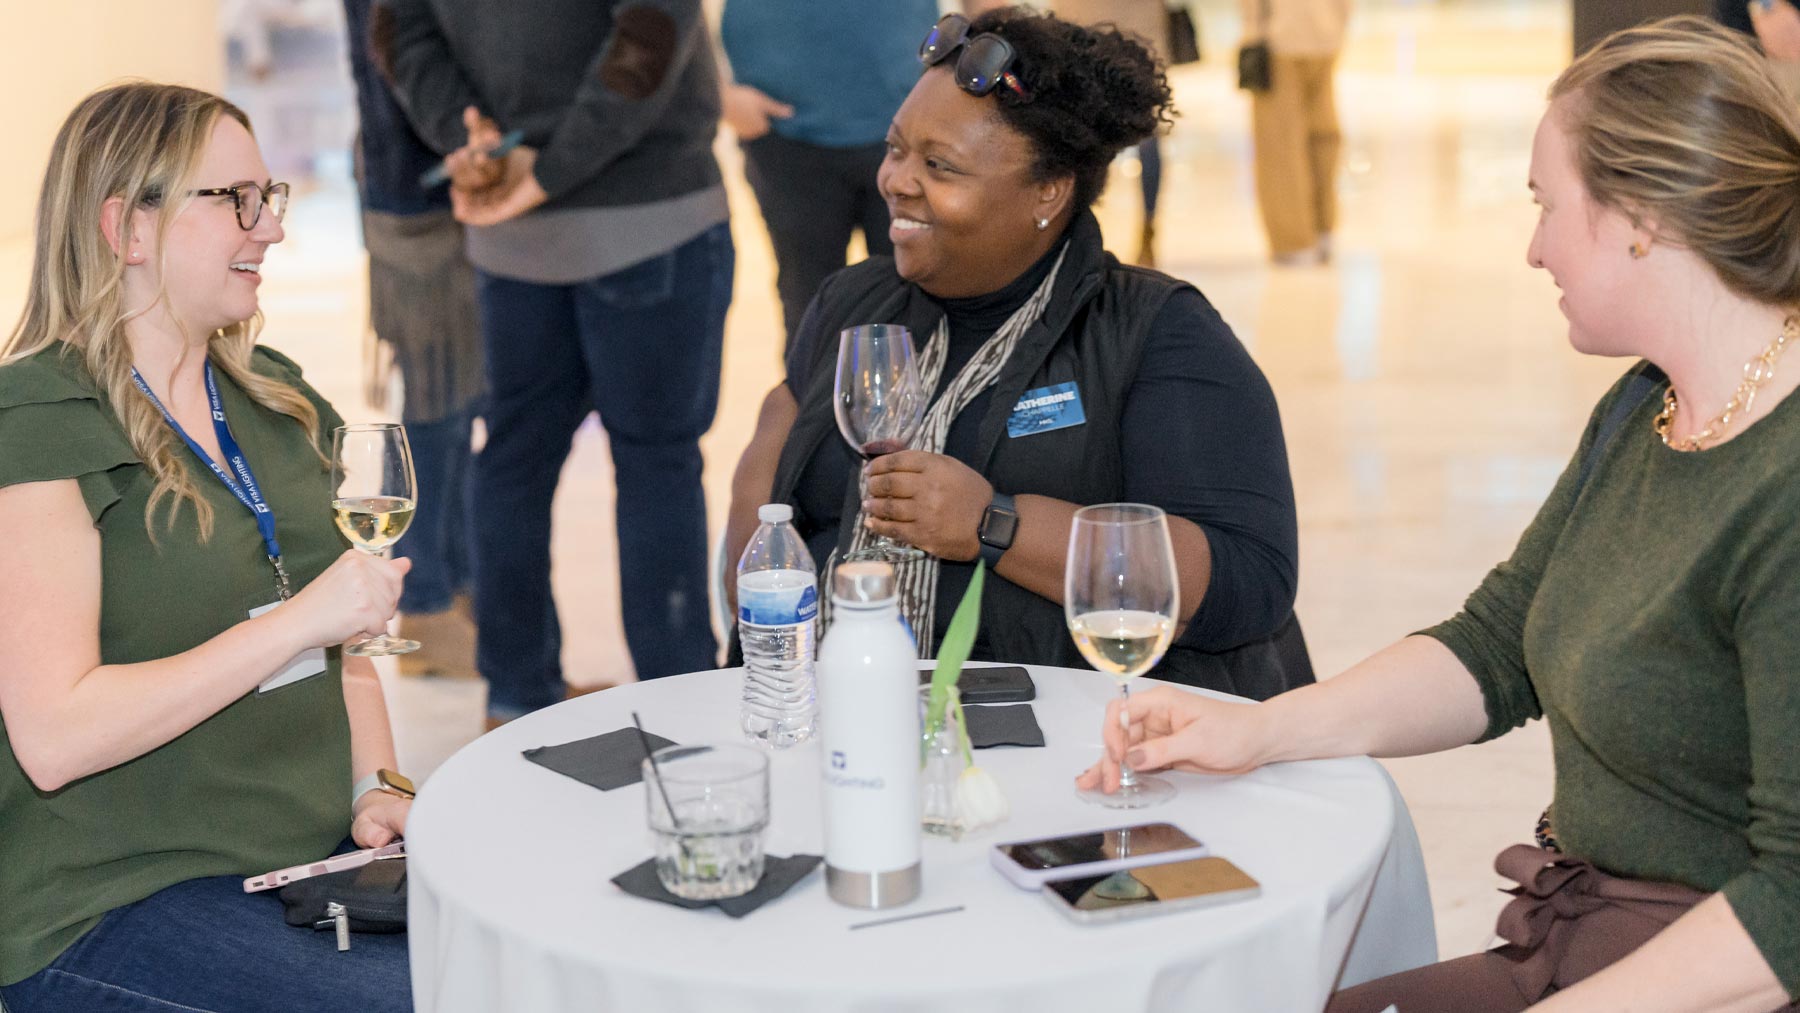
[0,861,409,1013]
[474,222,733,718]
[396,405,475,613]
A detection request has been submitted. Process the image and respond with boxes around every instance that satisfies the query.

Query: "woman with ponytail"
[1084,17,1800,1011]
[0,83,411,1011]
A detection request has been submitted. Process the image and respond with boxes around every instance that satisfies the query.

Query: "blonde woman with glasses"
[0,84,412,1012]
[1083,18,1800,1012]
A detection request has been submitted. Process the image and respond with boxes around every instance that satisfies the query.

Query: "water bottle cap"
[758,503,794,524]
[832,560,896,604]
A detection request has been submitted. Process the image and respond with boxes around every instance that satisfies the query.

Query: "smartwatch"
[978,492,1019,567]
[352,768,416,808]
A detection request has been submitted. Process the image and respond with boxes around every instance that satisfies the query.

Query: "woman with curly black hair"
[726,6,1311,697]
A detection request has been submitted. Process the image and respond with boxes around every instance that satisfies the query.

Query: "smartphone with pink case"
[242,840,405,893]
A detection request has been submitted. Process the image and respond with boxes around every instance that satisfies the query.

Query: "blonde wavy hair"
[1,82,322,540]
[1551,16,1800,307]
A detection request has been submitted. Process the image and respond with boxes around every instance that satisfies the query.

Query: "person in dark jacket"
[727,8,1311,699]
[342,0,481,679]
[384,0,734,720]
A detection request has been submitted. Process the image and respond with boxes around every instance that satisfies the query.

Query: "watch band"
[352,768,416,809]
[978,492,1018,567]
[351,772,384,808]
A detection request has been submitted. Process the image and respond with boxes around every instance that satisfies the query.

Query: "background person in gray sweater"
[383,0,733,720]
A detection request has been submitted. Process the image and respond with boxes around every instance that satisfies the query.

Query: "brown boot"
[396,595,478,680]
[1135,220,1157,268]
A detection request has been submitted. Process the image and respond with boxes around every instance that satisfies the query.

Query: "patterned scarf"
[824,245,1069,657]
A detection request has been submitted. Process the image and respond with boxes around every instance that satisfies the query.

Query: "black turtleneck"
[930,238,1065,398]
[781,240,1298,656]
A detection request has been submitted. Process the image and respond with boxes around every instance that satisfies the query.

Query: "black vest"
[767,213,1314,700]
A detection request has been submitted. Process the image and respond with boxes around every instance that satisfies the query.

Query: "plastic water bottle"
[817,560,922,909]
[737,503,819,748]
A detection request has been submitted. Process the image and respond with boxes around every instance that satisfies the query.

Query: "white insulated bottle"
[815,560,921,909]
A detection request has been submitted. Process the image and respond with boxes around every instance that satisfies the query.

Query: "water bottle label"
[738,582,818,626]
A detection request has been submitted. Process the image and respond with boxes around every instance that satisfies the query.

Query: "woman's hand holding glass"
[835,323,929,561]
[275,549,412,652]
[1067,504,1181,808]
[331,423,420,656]
[1075,684,1277,795]
[862,450,994,560]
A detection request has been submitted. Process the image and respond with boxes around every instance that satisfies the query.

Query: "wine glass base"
[1078,774,1176,809]
[346,636,421,658]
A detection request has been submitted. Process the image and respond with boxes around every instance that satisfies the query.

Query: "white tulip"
[954,766,1010,829]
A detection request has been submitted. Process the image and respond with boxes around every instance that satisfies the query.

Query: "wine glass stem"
[1116,681,1140,791]
[350,546,386,647]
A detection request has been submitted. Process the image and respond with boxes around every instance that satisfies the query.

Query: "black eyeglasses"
[919,15,1032,102]
[191,181,290,231]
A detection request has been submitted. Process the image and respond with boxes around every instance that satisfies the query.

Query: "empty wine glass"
[1066,503,1180,808]
[834,324,929,562]
[330,423,419,657]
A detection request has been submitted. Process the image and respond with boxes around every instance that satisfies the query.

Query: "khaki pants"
[1251,54,1342,256]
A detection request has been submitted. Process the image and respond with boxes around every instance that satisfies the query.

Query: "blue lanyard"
[129,361,293,600]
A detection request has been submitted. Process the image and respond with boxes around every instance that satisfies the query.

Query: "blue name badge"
[1007,382,1086,438]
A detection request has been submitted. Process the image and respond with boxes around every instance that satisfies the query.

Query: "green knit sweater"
[1424,366,1800,997]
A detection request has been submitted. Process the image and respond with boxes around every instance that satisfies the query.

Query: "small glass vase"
[920,685,968,840]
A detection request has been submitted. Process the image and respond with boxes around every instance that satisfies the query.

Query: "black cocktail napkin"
[522,728,676,791]
[963,704,1046,749]
[611,854,823,918]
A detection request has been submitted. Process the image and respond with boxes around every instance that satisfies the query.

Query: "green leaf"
[923,561,985,759]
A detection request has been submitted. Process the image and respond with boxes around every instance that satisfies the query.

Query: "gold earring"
[1629,242,1646,259]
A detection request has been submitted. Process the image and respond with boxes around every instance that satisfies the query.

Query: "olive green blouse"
[1425,367,1800,998]
[0,343,354,986]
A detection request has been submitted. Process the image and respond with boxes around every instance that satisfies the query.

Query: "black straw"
[632,712,684,834]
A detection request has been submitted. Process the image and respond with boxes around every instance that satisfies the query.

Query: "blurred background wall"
[0,1,222,244]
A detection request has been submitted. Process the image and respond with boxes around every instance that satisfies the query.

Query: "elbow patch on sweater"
[599,6,678,101]
[368,3,398,85]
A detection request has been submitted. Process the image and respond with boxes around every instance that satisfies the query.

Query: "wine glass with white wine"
[330,423,419,657]
[1066,503,1179,808]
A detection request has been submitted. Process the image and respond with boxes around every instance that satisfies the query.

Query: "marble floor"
[0,0,1618,967]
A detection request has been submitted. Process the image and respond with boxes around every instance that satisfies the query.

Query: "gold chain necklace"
[1652,315,1799,451]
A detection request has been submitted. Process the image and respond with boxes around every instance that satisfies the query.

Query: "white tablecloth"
[407,665,1437,1013]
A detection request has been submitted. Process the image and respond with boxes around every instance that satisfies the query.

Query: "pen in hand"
[419,129,526,189]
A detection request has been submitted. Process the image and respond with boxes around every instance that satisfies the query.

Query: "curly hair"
[970,7,1177,213]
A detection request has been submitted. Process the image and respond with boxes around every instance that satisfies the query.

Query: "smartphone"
[990,822,1207,889]
[242,840,405,893]
[418,129,527,189]
[918,665,1036,704]
[1041,855,1261,924]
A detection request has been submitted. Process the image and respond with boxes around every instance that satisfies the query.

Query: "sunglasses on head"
[919,14,1032,102]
